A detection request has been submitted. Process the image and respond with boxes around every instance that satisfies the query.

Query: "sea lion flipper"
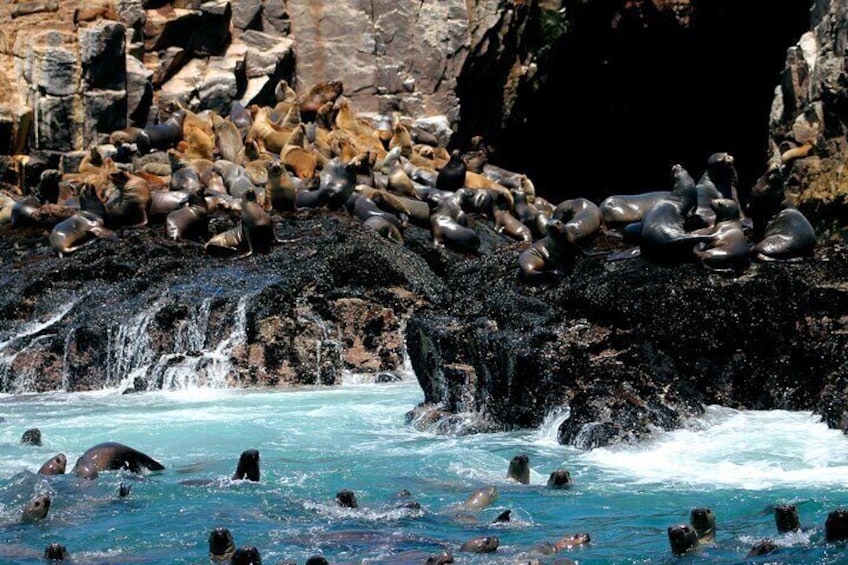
[133,451,165,472]
[606,247,641,262]
[90,227,118,241]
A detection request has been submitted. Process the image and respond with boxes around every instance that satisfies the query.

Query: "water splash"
[532,404,571,445]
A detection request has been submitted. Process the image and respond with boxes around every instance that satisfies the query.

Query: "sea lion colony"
[19,437,848,562]
[0,79,817,276]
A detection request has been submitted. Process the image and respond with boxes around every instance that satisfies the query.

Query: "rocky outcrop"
[405,240,848,447]
[770,0,848,239]
[0,213,443,392]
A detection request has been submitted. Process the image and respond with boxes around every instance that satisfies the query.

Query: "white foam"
[581,406,848,490]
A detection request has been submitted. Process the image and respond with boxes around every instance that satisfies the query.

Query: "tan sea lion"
[389,122,413,158]
[205,226,244,253]
[519,219,578,278]
[239,189,275,257]
[105,171,151,228]
[49,211,117,256]
[554,533,591,551]
[264,161,297,212]
[37,453,67,476]
[300,81,344,115]
[462,486,498,510]
[460,536,499,553]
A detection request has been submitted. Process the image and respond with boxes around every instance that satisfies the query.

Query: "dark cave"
[456,0,814,205]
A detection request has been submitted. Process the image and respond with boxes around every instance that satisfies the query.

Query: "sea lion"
[693,199,750,271]
[493,510,512,523]
[137,110,186,152]
[437,150,467,191]
[336,489,359,509]
[230,546,262,565]
[747,539,778,557]
[667,524,699,555]
[73,457,99,480]
[748,161,786,241]
[35,170,61,204]
[21,428,42,446]
[430,192,480,253]
[10,196,42,228]
[318,159,358,210]
[212,114,243,164]
[265,160,297,212]
[165,193,208,240]
[118,483,131,497]
[775,504,801,533]
[639,165,712,263]
[701,152,740,203]
[213,161,254,199]
[182,124,215,161]
[460,536,499,553]
[238,190,275,257]
[553,198,603,250]
[149,190,190,218]
[232,449,260,481]
[507,454,530,484]
[463,486,498,510]
[424,551,454,564]
[752,208,816,262]
[493,191,532,243]
[305,556,330,565]
[209,527,236,562]
[554,532,591,551]
[826,509,848,542]
[690,507,716,543]
[22,494,50,522]
[386,163,420,200]
[229,101,253,134]
[519,219,579,278]
[37,453,67,476]
[301,80,344,115]
[599,191,670,229]
[547,469,573,489]
[43,543,69,561]
[72,441,165,476]
[105,171,151,228]
[389,122,414,158]
[79,183,107,217]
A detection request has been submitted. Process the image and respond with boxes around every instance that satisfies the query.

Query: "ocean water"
[0,377,847,565]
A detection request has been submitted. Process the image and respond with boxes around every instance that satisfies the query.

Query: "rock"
[261,0,290,36]
[0,104,33,155]
[33,94,79,152]
[117,0,147,29]
[79,21,127,90]
[240,30,294,79]
[144,7,201,52]
[32,44,78,97]
[126,55,154,125]
[83,89,127,147]
[232,0,261,32]
[192,1,232,56]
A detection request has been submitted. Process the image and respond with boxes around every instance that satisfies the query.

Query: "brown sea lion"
[460,536,499,553]
[363,216,404,243]
[239,189,275,257]
[149,190,190,218]
[182,124,215,161]
[747,539,778,557]
[72,442,165,476]
[335,489,359,509]
[437,149,466,192]
[599,191,670,229]
[21,428,42,446]
[463,486,498,510]
[165,193,208,240]
[22,495,50,523]
[430,191,480,253]
[554,532,591,551]
[38,453,67,476]
[389,122,413,158]
[301,81,344,115]
[264,160,297,212]
[137,110,186,152]
[694,199,750,271]
[690,507,716,543]
[49,211,117,256]
[507,454,530,484]
[519,219,578,278]
[209,527,236,562]
[547,469,573,489]
[205,226,244,253]
[105,171,151,228]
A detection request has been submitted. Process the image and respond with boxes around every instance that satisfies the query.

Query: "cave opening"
[456,0,814,205]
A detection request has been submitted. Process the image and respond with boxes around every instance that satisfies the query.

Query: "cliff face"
[770,0,848,238]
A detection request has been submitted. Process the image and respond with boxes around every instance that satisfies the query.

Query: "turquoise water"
[1,378,847,564]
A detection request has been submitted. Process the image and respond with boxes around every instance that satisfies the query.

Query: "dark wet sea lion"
[547,469,573,489]
[493,509,511,523]
[690,507,716,542]
[668,524,699,555]
[424,551,454,564]
[43,543,69,561]
[599,191,670,228]
[748,161,785,242]
[694,199,750,271]
[363,214,404,243]
[747,539,778,557]
[775,504,801,533]
[137,110,186,152]
[519,219,578,278]
[460,536,499,553]
[305,556,330,565]
[106,171,151,228]
[10,196,41,228]
[336,489,359,509]
[553,198,603,249]
[49,211,117,256]
[72,442,164,476]
[36,169,61,204]
[240,190,274,257]
[38,453,67,476]
[492,192,531,243]
[21,428,42,446]
[205,226,245,254]
[463,485,498,510]
[149,190,190,218]
[507,454,530,484]
[170,167,202,194]
[165,193,208,240]
[230,546,262,565]
[232,449,260,481]
[826,509,848,542]
[118,483,131,498]
[752,208,816,262]
[209,527,236,562]
[437,149,466,191]
[319,159,358,210]
[22,494,50,522]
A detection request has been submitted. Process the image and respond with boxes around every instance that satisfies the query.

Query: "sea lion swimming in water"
[22,495,50,522]
[209,527,236,562]
[71,442,164,478]
[37,453,67,476]
[463,486,498,510]
[232,449,260,481]
[507,454,530,484]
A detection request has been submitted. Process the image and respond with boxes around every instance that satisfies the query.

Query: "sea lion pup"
[460,536,499,553]
[72,442,165,476]
[826,509,848,542]
[436,149,467,191]
[507,454,531,484]
[547,469,573,489]
[639,165,713,263]
[230,546,262,565]
[166,193,208,240]
[335,489,359,509]
[43,542,69,561]
[389,121,414,158]
[667,524,699,555]
[209,527,236,562]
[463,485,498,510]
[519,219,578,278]
[690,507,716,543]
[264,160,297,212]
[105,170,151,228]
[50,211,117,256]
[22,494,51,522]
[136,109,186,153]
[38,453,67,475]
[693,199,750,271]
[492,190,533,243]
[775,504,801,533]
[21,428,42,446]
[430,191,481,253]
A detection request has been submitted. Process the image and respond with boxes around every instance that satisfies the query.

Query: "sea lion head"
[667,524,698,555]
[775,504,801,533]
[242,189,258,203]
[710,198,740,223]
[208,527,236,561]
[230,545,262,565]
[232,449,260,481]
[266,160,284,178]
[547,219,577,245]
[507,453,530,484]
[335,489,359,509]
[43,543,69,560]
[22,494,51,522]
[690,507,716,541]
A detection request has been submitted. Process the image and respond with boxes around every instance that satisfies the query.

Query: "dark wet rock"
[406,239,848,447]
